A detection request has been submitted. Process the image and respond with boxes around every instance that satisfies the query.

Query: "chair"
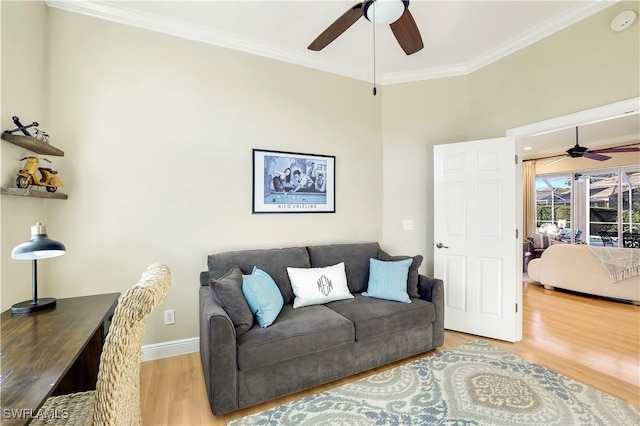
[622,231,640,249]
[574,230,582,243]
[33,264,171,425]
[597,229,614,247]
[560,229,582,244]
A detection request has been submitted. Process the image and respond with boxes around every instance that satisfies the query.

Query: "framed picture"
[253,149,335,213]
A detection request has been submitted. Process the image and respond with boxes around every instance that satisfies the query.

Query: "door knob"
[435,242,449,249]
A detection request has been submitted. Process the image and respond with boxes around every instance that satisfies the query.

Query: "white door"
[434,137,522,342]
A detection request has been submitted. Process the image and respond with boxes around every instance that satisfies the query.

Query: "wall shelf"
[1,133,64,156]
[1,187,68,199]
[1,132,67,200]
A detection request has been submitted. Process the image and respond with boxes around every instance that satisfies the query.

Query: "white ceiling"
[47,0,617,84]
[46,0,639,157]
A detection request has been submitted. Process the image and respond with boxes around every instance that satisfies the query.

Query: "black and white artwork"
[253,149,335,213]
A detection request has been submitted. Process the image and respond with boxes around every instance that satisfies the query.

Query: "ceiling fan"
[308,0,424,55]
[546,127,640,165]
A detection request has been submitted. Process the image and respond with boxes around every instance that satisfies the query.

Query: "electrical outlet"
[164,309,175,325]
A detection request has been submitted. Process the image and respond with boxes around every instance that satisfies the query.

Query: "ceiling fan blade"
[389,9,423,55]
[308,3,363,51]
[584,152,611,161]
[591,147,640,154]
[546,156,568,166]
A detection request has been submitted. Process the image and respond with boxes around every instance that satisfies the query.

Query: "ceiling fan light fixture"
[363,0,407,25]
[567,147,588,158]
[567,127,588,157]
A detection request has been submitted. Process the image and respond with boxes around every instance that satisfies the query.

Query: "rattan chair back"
[32,263,171,426]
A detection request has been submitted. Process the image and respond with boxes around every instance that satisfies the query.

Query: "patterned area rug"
[228,340,639,425]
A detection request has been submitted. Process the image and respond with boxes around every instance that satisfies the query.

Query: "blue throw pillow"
[242,267,284,328]
[363,258,413,303]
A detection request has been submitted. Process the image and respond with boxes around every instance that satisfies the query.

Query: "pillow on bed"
[287,262,353,308]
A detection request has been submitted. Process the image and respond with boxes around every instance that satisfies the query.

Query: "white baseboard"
[141,337,199,362]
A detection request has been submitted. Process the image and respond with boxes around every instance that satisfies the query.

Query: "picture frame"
[253,149,335,213]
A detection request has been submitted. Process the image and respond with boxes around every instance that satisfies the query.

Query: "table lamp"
[11,222,66,313]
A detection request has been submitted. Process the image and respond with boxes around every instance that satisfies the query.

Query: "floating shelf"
[1,187,68,199]
[1,133,64,156]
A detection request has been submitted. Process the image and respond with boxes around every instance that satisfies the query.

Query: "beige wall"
[1,1,50,311]
[2,6,382,344]
[467,1,640,140]
[382,1,639,275]
[2,1,639,345]
[381,77,469,266]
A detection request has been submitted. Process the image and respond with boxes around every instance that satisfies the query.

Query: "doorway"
[508,97,639,241]
[506,97,640,313]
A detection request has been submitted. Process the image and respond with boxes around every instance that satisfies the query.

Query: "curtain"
[523,160,536,239]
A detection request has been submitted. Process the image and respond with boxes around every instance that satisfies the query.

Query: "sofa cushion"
[307,243,380,293]
[326,294,435,342]
[528,233,553,250]
[377,250,423,298]
[287,262,354,308]
[364,258,412,303]
[242,267,284,328]
[208,247,310,305]
[236,304,355,371]
[209,265,254,336]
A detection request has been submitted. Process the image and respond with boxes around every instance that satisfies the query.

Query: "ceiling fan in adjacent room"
[308,0,424,55]
[546,127,640,165]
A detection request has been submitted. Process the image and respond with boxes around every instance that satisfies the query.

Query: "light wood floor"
[140,283,640,425]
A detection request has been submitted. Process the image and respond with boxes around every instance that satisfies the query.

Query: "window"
[621,166,640,248]
[535,166,640,248]
[535,174,572,241]
[587,170,619,246]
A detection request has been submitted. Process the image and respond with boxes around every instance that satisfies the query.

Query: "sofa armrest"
[417,275,444,347]
[199,285,239,415]
[200,270,210,286]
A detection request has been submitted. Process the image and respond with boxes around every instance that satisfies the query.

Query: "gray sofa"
[198,242,444,415]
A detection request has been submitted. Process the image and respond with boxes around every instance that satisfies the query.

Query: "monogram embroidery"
[317,275,333,296]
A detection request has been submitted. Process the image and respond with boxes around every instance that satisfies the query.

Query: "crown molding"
[464,0,616,74]
[45,1,616,85]
[45,0,373,81]
[381,63,470,84]
[507,97,640,138]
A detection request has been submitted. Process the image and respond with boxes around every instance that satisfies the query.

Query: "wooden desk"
[0,293,119,425]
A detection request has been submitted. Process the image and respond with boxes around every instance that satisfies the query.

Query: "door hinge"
[516,229,519,238]
[515,154,519,164]
[516,303,519,313]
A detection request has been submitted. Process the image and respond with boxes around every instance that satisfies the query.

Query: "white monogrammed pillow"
[287,262,354,308]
